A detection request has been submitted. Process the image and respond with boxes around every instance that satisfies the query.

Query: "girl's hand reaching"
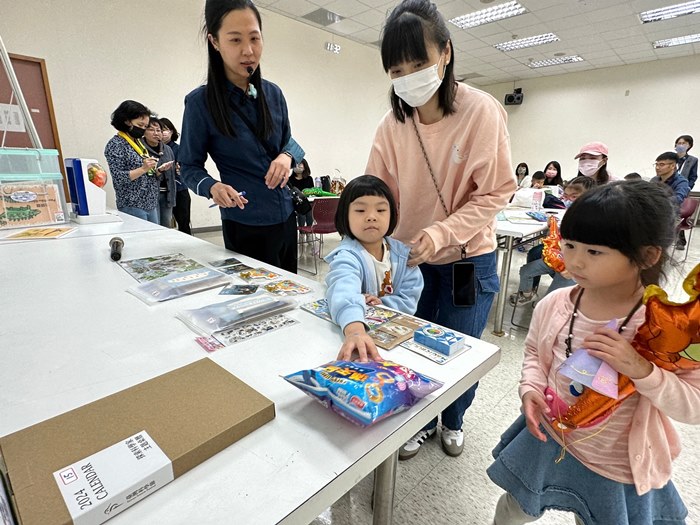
[364,293,382,306]
[338,322,381,363]
[584,328,653,380]
[522,391,550,442]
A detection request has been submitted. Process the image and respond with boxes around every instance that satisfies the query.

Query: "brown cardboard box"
[0,358,275,525]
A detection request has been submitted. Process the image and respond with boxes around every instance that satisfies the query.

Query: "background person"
[543,160,563,187]
[160,117,192,235]
[179,0,300,272]
[515,162,531,188]
[675,134,697,190]
[142,117,177,228]
[366,0,516,460]
[288,158,314,229]
[575,141,611,185]
[104,100,160,223]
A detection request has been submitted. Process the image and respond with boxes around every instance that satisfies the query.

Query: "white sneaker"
[398,427,437,460]
[440,426,464,457]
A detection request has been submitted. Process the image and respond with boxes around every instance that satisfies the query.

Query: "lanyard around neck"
[564,288,643,357]
[118,131,149,158]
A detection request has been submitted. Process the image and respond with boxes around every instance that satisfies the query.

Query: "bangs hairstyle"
[560,181,676,286]
[675,134,693,151]
[335,175,398,239]
[380,0,456,123]
[110,100,151,132]
[543,160,563,186]
[159,117,179,141]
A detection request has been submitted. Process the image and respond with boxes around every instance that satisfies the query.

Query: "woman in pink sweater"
[488,181,699,525]
[366,0,516,460]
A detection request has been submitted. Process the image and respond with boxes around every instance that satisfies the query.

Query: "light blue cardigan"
[324,236,424,330]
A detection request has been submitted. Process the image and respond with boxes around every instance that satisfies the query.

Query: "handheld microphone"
[109,237,124,261]
[246,66,254,77]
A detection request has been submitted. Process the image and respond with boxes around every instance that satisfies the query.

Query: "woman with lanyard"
[104,100,162,223]
[364,0,516,459]
[179,0,300,273]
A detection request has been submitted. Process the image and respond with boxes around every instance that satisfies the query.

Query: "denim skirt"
[486,415,687,525]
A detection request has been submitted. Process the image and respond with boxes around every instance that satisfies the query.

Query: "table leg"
[372,450,398,525]
[492,235,514,337]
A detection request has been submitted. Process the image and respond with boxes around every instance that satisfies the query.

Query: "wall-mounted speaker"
[504,88,523,105]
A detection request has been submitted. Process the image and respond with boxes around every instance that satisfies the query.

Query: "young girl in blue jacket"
[325,175,424,362]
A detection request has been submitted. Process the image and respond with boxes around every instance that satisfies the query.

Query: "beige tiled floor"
[195,228,700,525]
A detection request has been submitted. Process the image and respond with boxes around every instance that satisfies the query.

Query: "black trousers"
[222,213,297,274]
[173,189,192,235]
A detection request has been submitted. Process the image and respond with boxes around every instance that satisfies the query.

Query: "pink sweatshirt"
[520,286,700,495]
[366,83,516,265]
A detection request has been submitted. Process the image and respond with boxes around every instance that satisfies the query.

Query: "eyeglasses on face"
[653,161,675,167]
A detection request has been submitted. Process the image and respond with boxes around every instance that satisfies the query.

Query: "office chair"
[674,197,699,262]
[298,197,339,275]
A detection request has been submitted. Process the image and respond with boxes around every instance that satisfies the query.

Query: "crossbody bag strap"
[411,117,468,259]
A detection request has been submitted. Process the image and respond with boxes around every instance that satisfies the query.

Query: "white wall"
[0,0,390,228]
[480,54,700,181]
[4,1,700,228]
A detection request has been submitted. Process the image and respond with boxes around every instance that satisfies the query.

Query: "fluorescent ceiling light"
[639,0,700,23]
[495,33,559,51]
[653,32,700,48]
[528,55,584,68]
[449,1,526,30]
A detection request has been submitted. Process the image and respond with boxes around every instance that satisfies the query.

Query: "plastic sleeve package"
[127,268,230,305]
[177,294,297,336]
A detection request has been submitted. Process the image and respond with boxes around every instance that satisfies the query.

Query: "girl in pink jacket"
[488,181,699,525]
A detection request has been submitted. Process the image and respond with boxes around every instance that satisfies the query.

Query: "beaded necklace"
[564,288,643,358]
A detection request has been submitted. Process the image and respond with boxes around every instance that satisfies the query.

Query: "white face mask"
[578,159,600,177]
[391,56,444,108]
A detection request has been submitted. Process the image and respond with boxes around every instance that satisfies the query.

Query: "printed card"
[263,279,312,296]
[300,299,332,322]
[119,253,204,282]
[238,267,281,283]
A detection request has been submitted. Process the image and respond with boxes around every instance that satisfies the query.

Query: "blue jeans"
[158,193,173,228]
[417,251,499,431]
[518,258,574,295]
[118,205,159,224]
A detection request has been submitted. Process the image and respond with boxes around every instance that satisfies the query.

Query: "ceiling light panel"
[528,55,584,68]
[652,32,700,48]
[449,1,526,30]
[494,33,559,51]
[639,0,700,23]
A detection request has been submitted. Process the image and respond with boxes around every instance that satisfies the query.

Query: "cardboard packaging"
[414,324,466,356]
[0,358,275,525]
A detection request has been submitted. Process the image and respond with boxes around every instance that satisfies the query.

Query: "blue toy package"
[414,324,466,356]
[282,360,444,427]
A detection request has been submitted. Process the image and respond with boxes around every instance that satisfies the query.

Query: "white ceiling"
[255,0,700,86]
